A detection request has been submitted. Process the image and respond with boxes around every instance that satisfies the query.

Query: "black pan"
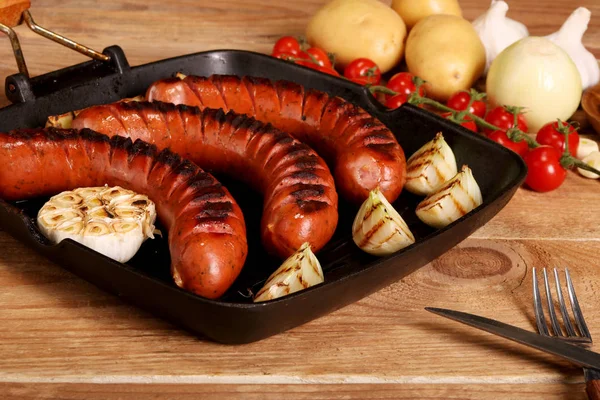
[0,46,527,343]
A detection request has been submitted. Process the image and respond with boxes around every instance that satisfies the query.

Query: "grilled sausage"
[71,101,338,259]
[145,74,406,205]
[0,128,247,299]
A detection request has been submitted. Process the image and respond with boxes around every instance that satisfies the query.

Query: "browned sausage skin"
[0,128,247,299]
[71,101,338,259]
[146,74,407,205]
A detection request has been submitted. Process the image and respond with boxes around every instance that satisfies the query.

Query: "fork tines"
[532,267,592,346]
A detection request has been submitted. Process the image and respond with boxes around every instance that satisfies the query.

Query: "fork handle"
[585,368,600,400]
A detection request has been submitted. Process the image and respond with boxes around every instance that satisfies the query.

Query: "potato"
[405,15,485,101]
[391,0,462,30]
[306,0,406,73]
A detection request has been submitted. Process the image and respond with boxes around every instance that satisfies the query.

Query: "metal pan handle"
[0,3,124,104]
[5,45,130,104]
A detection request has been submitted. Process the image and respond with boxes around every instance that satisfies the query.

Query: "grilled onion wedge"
[416,165,482,229]
[254,242,324,302]
[352,188,415,256]
[37,186,157,263]
[405,132,458,196]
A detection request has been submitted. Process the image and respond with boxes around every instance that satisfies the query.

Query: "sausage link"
[146,74,406,205]
[0,128,247,299]
[71,101,338,259]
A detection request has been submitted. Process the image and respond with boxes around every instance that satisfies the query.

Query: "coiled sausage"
[146,74,406,205]
[0,128,247,299]
[71,101,338,258]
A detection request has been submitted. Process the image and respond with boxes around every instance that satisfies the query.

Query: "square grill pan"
[0,46,527,343]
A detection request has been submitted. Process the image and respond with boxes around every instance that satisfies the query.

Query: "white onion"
[352,188,415,256]
[253,242,324,302]
[404,132,457,196]
[486,37,582,133]
[415,165,482,229]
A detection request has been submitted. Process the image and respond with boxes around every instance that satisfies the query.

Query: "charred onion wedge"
[415,165,482,229]
[352,188,415,256]
[405,132,458,196]
[254,242,324,302]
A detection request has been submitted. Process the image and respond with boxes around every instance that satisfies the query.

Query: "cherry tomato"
[296,60,340,76]
[487,130,529,157]
[312,65,340,76]
[446,91,486,118]
[306,47,332,69]
[536,121,579,156]
[343,58,382,86]
[523,146,567,192]
[271,50,296,61]
[385,72,423,100]
[272,36,301,56]
[440,112,477,132]
[290,51,313,65]
[484,106,528,134]
[385,94,408,109]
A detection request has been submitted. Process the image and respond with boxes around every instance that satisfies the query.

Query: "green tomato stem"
[369,85,397,96]
[370,74,600,178]
[572,158,600,176]
[506,129,538,147]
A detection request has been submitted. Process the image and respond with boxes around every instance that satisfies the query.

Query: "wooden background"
[1,1,600,399]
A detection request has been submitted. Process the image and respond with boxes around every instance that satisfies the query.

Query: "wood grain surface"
[1,1,600,399]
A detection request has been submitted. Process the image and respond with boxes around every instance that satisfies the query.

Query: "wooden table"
[1,1,599,398]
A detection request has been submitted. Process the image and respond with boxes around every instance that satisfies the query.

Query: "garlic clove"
[544,7,600,90]
[472,0,529,74]
[577,151,600,179]
[576,138,600,160]
[37,186,157,263]
[416,165,483,229]
[352,188,415,256]
[405,132,458,196]
[253,242,324,302]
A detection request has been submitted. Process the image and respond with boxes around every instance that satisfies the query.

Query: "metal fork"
[533,267,600,399]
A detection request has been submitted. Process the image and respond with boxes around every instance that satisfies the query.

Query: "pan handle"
[5,45,130,104]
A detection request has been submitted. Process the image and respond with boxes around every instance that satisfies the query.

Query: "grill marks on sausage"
[83,101,336,215]
[201,75,400,162]
[2,129,239,234]
[1,128,248,298]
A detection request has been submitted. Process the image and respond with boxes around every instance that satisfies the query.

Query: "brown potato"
[405,15,485,101]
[391,0,462,30]
[306,0,406,73]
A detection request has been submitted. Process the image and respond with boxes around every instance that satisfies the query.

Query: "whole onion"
[486,37,582,132]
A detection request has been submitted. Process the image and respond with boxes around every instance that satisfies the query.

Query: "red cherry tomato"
[312,65,340,76]
[272,36,301,56]
[487,130,529,157]
[446,91,486,118]
[385,94,408,109]
[343,58,382,86]
[536,121,579,156]
[271,50,296,61]
[484,106,528,134]
[296,60,340,76]
[305,47,332,69]
[385,72,423,100]
[440,112,477,132]
[291,51,314,66]
[523,146,567,192]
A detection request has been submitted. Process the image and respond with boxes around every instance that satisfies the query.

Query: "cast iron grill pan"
[0,46,527,343]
